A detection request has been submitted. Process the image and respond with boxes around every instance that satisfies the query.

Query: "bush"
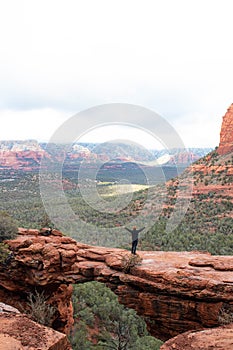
[0,211,18,242]
[26,290,56,327]
[135,336,163,349]
[218,303,233,325]
[121,253,143,273]
[0,243,10,264]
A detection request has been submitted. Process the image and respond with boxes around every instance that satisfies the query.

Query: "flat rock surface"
[0,312,71,350]
[161,323,233,350]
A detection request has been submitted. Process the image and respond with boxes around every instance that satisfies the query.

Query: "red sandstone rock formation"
[169,151,200,165]
[0,149,49,170]
[0,307,71,350]
[172,105,233,219]
[218,103,233,155]
[0,140,51,170]
[160,324,233,350]
[0,229,232,343]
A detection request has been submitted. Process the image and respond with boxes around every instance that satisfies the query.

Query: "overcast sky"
[0,0,232,149]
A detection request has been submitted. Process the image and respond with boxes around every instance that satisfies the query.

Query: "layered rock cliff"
[0,229,232,343]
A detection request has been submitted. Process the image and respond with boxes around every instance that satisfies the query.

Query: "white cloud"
[0,0,232,146]
[0,109,69,141]
[78,125,164,150]
[172,112,222,148]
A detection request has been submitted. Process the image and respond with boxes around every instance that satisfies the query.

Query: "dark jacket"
[125,227,145,241]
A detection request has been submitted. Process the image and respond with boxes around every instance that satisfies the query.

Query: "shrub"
[0,211,18,242]
[0,243,10,264]
[121,253,143,273]
[26,289,56,327]
[218,303,233,325]
[135,335,163,349]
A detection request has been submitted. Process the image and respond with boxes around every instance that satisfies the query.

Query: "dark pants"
[131,239,138,255]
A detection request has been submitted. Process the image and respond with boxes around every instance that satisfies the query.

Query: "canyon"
[0,229,232,349]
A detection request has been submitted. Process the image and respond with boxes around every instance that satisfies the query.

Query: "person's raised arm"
[125,227,133,233]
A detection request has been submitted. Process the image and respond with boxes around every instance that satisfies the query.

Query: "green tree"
[135,336,163,349]
[69,321,93,349]
[97,309,147,350]
[71,282,163,349]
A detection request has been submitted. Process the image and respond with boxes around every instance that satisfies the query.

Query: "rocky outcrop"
[0,229,232,342]
[161,324,233,350]
[0,306,71,350]
[218,103,233,155]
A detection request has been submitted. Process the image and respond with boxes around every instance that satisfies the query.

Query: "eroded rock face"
[0,229,233,342]
[218,103,233,155]
[160,324,233,350]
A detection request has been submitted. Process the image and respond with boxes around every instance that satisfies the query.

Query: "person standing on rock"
[125,226,145,255]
